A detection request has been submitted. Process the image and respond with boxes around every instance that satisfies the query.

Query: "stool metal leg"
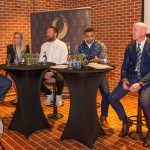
[47,83,63,120]
[129,98,146,140]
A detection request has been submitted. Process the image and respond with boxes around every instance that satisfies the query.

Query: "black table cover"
[52,66,114,148]
[0,62,55,138]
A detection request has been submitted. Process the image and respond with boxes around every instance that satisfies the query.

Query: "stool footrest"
[129,131,146,141]
[47,113,63,121]
[128,116,146,126]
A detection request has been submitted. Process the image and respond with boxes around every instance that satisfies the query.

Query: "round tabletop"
[0,62,56,71]
[51,65,115,74]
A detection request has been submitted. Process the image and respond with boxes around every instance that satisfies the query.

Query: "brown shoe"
[100,116,109,128]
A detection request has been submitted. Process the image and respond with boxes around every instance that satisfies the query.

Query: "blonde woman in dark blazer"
[7,32,30,63]
[7,32,30,104]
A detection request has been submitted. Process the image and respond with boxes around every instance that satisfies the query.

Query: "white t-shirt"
[39,39,68,64]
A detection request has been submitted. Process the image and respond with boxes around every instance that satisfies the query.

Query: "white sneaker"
[44,94,53,106]
[56,95,62,107]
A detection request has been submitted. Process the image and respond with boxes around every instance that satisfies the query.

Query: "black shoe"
[119,119,133,137]
[100,116,109,128]
[143,132,150,147]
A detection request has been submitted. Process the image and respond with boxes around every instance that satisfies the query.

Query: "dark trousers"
[99,76,110,117]
[108,79,150,131]
[0,75,12,101]
[41,73,64,96]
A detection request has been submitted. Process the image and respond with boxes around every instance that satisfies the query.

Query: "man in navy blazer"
[0,74,12,101]
[108,22,150,147]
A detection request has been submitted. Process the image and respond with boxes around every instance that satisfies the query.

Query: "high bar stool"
[128,96,146,140]
[0,119,5,150]
[44,78,63,120]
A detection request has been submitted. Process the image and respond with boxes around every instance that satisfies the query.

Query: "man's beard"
[47,36,55,42]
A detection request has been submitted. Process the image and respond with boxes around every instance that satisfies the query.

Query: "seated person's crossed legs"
[41,71,64,107]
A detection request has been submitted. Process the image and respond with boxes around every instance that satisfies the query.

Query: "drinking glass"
[66,42,71,55]
[6,54,11,66]
[32,53,38,65]
[20,51,24,64]
[35,53,40,64]
[14,54,19,66]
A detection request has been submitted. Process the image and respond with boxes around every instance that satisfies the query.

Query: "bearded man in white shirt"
[39,26,68,106]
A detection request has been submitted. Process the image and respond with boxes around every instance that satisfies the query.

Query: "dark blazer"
[121,39,150,85]
[7,44,30,63]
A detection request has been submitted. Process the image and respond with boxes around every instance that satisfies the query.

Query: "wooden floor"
[0,92,149,150]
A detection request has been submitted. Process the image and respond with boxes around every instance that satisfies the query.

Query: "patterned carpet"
[0,92,149,150]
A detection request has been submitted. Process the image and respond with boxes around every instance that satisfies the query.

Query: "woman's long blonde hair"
[13,32,26,52]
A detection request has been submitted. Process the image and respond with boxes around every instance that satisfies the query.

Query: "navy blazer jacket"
[121,39,150,85]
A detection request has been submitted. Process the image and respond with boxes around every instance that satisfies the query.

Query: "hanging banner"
[31,8,91,54]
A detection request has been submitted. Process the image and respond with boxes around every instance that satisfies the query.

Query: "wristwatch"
[139,82,144,88]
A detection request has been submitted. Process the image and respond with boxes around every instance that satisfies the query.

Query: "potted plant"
[23,53,32,65]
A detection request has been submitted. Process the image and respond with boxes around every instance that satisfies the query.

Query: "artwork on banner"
[31,8,91,54]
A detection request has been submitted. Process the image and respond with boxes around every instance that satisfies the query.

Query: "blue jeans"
[0,75,12,101]
[99,76,110,117]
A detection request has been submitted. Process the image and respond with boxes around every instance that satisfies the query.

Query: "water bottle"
[83,55,89,66]
[35,52,39,64]
[72,53,78,68]
[14,53,19,66]
[76,54,81,69]
[76,60,81,69]
[20,51,25,64]
[104,50,109,64]
[21,57,25,64]
[43,52,47,65]
[67,55,73,70]
[81,49,86,61]
[67,42,71,55]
